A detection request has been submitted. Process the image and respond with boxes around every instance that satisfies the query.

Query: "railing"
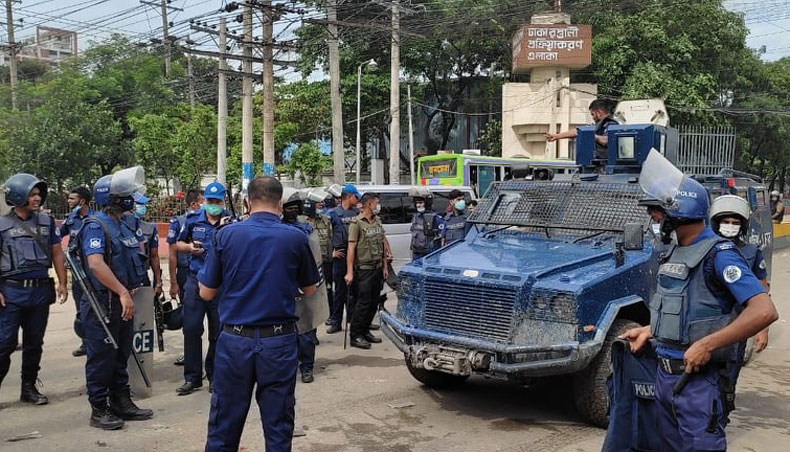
[676,125,736,176]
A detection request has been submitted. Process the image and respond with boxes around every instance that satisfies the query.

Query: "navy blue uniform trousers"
[183,274,220,384]
[206,331,297,452]
[0,284,50,385]
[297,329,316,374]
[81,292,133,405]
[656,365,727,451]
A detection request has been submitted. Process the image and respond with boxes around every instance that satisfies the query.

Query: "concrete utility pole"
[4,0,18,110]
[186,38,195,108]
[242,5,254,191]
[161,0,171,76]
[328,0,345,183]
[407,84,415,185]
[261,0,275,176]
[216,18,228,185]
[389,0,401,185]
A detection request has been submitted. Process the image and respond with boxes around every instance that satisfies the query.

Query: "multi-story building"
[1,26,77,68]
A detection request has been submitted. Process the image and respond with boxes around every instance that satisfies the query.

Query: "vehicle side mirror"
[623,223,644,250]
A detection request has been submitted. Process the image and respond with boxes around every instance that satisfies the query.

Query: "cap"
[341,183,362,199]
[204,181,226,200]
[133,192,150,204]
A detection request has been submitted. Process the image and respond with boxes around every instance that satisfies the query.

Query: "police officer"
[127,192,162,295]
[326,184,361,334]
[622,164,779,450]
[0,173,68,406]
[167,189,202,366]
[546,99,618,161]
[409,187,443,260]
[302,191,334,324]
[442,189,468,246]
[770,190,784,223]
[710,195,770,385]
[198,176,319,451]
[75,168,153,429]
[175,182,229,395]
[346,192,391,349]
[60,186,94,357]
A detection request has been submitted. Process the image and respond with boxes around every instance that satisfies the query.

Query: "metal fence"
[676,125,736,176]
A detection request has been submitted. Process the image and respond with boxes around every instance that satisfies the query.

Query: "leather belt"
[2,278,54,288]
[223,323,296,338]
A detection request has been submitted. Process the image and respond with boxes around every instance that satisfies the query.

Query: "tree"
[173,103,218,188]
[129,106,184,194]
[285,141,331,186]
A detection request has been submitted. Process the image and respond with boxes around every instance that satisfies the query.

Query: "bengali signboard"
[512,24,592,72]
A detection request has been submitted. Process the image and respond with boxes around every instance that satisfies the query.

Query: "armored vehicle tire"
[405,360,469,389]
[573,318,641,428]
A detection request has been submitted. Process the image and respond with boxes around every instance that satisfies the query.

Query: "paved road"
[1,251,789,451]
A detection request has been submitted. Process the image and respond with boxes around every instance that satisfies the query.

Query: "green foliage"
[478,119,502,157]
[286,141,331,186]
[173,104,218,188]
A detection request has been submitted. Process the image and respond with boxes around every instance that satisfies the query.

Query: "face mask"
[417,206,426,213]
[719,224,741,238]
[134,204,147,218]
[72,204,82,215]
[373,204,381,215]
[455,200,466,211]
[283,209,299,224]
[204,203,224,217]
[651,223,661,236]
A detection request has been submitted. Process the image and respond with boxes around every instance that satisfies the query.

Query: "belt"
[2,278,54,288]
[357,263,382,270]
[658,357,686,375]
[223,323,296,338]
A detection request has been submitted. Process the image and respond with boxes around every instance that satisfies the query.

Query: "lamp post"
[356,58,378,184]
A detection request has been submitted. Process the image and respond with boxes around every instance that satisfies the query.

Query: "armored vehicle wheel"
[405,359,469,389]
[573,318,641,428]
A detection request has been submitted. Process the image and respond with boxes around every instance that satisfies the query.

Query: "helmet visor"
[639,149,684,206]
[110,166,146,197]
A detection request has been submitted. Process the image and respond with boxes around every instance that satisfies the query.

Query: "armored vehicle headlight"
[550,294,576,322]
[532,295,548,310]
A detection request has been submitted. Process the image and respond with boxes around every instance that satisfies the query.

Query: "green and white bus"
[417,154,577,197]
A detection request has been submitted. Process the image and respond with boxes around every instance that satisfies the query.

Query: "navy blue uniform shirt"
[0,212,60,279]
[657,227,765,359]
[198,212,320,326]
[177,208,228,275]
[59,208,95,242]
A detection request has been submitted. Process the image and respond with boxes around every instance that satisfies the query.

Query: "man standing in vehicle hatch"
[621,153,779,451]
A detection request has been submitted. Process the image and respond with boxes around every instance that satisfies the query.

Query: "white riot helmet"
[771,190,781,199]
[710,195,750,239]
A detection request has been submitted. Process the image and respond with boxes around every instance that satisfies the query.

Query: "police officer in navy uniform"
[302,190,334,324]
[75,168,153,429]
[60,186,94,357]
[442,189,468,246]
[710,195,770,389]
[326,184,361,334]
[198,176,319,451]
[175,182,229,395]
[409,187,443,260]
[622,158,779,451]
[167,189,202,367]
[0,173,68,406]
[124,192,163,295]
[546,99,618,161]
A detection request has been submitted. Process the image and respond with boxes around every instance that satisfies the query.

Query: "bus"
[417,153,578,197]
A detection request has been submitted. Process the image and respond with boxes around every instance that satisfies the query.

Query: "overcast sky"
[3,0,789,79]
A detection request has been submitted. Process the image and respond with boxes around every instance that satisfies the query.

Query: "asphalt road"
[1,251,789,451]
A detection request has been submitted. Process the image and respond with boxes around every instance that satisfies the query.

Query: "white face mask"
[416,206,426,213]
[651,223,661,236]
[373,204,381,215]
[719,224,741,238]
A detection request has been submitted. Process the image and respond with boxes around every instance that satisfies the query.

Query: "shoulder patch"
[723,265,742,284]
[170,218,179,224]
[86,222,103,231]
[167,229,176,238]
[716,242,735,251]
[88,238,102,249]
[759,259,767,270]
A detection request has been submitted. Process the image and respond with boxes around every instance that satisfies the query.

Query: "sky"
[2,0,789,80]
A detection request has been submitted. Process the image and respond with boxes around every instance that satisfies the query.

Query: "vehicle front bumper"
[380,309,604,378]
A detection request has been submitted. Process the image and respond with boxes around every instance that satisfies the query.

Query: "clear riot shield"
[295,231,330,333]
[111,166,146,197]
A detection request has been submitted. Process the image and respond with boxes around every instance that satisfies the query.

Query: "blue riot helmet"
[662,177,709,220]
[93,175,113,208]
[109,166,145,211]
[3,173,48,207]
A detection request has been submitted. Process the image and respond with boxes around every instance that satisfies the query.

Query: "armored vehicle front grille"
[423,279,515,342]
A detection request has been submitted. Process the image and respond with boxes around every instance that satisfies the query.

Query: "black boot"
[90,403,125,430]
[20,381,48,405]
[109,390,153,421]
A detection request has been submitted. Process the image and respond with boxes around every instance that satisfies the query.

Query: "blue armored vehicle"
[381,101,773,427]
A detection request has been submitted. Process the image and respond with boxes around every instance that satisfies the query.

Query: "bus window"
[420,158,457,179]
[378,193,406,224]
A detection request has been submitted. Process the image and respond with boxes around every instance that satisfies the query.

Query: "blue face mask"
[204,203,224,217]
[134,203,147,218]
[454,200,466,212]
[72,204,82,215]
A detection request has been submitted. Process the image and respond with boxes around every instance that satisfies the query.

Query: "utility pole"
[4,0,18,110]
[241,5,254,191]
[216,18,228,185]
[407,84,415,185]
[328,0,344,183]
[186,38,195,108]
[160,0,171,76]
[389,0,401,185]
[261,0,275,176]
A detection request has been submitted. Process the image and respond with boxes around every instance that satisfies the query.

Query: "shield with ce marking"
[128,286,155,399]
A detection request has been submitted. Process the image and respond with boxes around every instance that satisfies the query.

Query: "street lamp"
[356,58,378,184]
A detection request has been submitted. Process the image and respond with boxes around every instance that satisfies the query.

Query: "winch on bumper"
[380,310,603,378]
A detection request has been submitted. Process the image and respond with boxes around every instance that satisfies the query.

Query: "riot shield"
[128,286,155,398]
[639,149,684,204]
[296,231,330,333]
